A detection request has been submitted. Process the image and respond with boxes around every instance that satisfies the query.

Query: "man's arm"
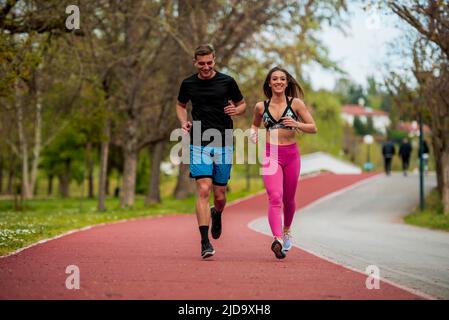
[176,101,192,133]
[224,99,246,116]
[234,99,246,115]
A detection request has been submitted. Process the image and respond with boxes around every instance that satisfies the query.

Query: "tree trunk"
[173,163,195,199]
[15,80,32,199]
[120,114,138,208]
[121,148,137,207]
[170,3,195,200]
[118,3,142,208]
[441,149,449,214]
[29,80,42,198]
[431,137,443,194]
[430,119,449,214]
[98,119,110,211]
[120,87,139,207]
[7,161,15,195]
[58,159,71,198]
[0,154,3,194]
[48,174,53,196]
[145,140,164,204]
[106,175,110,196]
[86,142,94,198]
[246,162,250,192]
[428,91,449,213]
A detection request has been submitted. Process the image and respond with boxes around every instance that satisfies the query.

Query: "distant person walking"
[398,138,412,176]
[382,139,396,176]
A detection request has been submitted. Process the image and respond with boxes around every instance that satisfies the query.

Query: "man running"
[176,44,246,259]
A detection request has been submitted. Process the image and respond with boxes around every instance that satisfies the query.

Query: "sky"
[306,2,404,91]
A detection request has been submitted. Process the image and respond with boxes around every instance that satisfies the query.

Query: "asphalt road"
[250,173,449,299]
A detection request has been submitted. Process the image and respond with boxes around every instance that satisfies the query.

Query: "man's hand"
[224,100,239,116]
[181,121,192,134]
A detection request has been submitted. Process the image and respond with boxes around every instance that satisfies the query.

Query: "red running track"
[0,173,423,299]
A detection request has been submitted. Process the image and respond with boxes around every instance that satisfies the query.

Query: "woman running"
[251,66,317,259]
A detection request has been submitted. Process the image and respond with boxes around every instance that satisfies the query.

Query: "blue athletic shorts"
[189,145,233,186]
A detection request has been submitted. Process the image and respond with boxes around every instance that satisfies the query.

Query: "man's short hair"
[194,44,215,60]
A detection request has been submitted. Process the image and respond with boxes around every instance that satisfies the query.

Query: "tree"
[41,124,86,198]
[353,116,366,136]
[387,0,449,213]
[0,0,85,200]
[0,1,68,34]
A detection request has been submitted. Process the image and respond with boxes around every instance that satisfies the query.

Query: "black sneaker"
[201,241,215,259]
[210,207,222,239]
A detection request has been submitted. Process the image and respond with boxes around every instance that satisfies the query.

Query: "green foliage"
[353,116,365,135]
[136,151,150,195]
[352,116,379,136]
[299,90,343,156]
[40,124,86,184]
[404,189,449,232]
[334,76,393,113]
[387,129,409,144]
[0,33,44,98]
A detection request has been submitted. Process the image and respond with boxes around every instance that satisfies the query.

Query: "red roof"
[398,121,431,134]
[342,105,388,117]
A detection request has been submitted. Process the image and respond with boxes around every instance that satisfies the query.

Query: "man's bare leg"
[195,178,215,258]
[195,178,212,226]
[211,184,227,239]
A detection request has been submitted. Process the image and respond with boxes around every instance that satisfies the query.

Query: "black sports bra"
[262,97,299,131]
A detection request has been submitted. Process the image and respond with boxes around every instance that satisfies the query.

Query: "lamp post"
[418,113,425,210]
[363,134,374,171]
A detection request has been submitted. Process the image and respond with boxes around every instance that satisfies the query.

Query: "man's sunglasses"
[197,61,214,66]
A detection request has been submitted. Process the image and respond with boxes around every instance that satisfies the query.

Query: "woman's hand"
[280,117,300,129]
[250,126,258,144]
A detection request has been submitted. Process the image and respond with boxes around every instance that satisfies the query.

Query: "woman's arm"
[250,102,264,143]
[281,98,317,134]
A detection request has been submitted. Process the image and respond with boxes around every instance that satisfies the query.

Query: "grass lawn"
[0,176,265,256]
[404,188,449,232]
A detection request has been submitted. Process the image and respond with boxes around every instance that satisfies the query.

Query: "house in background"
[341,104,390,135]
[397,121,431,137]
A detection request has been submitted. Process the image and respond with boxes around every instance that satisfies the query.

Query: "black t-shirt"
[177,71,243,146]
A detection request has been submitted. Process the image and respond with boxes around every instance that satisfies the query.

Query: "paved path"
[0,173,425,299]
[251,173,446,299]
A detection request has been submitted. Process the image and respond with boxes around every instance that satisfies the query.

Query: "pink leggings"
[262,143,301,237]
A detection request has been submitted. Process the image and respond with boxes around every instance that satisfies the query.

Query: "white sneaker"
[283,229,292,251]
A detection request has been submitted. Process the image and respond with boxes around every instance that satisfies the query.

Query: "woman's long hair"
[263,66,305,100]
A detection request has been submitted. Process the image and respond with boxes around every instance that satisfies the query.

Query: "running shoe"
[283,229,292,251]
[210,207,222,239]
[271,238,286,259]
[201,241,215,259]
